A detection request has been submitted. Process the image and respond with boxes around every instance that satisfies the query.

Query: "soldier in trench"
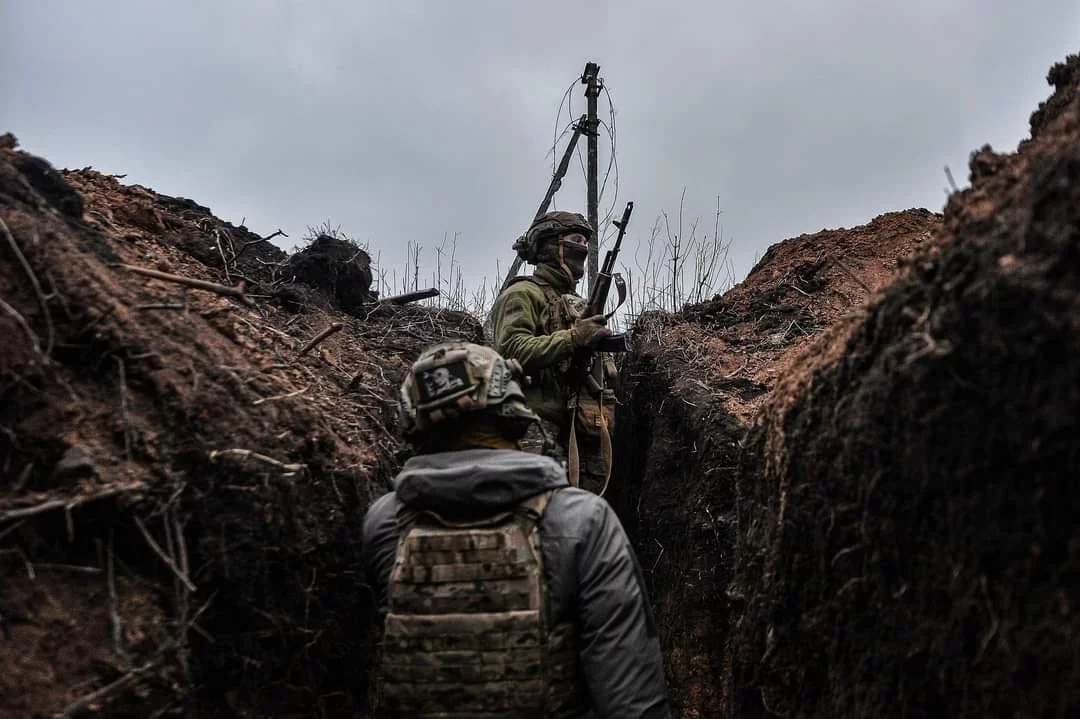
[488,211,619,495]
[360,340,670,718]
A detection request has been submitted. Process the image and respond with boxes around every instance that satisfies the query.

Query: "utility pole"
[582,61,602,293]
[499,115,588,291]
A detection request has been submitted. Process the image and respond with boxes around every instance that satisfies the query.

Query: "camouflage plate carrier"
[374,489,583,718]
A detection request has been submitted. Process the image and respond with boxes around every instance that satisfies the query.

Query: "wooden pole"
[582,61,602,293]
[500,115,588,291]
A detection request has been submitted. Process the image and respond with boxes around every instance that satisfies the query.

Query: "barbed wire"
[545,73,621,242]
[597,83,620,248]
[551,78,578,177]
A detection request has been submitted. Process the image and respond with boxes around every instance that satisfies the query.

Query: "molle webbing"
[376,491,582,718]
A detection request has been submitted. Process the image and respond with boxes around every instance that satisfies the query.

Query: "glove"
[570,314,612,350]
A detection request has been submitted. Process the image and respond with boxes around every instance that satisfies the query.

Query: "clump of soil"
[283,234,375,314]
[1028,52,1079,141]
[0,138,480,717]
[731,53,1080,717]
[612,208,943,715]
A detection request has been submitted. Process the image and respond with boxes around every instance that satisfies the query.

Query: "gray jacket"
[361,448,671,719]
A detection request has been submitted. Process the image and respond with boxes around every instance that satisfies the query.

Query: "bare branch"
[113,356,132,462]
[107,532,128,661]
[233,228,287,262]
[0,218,54,357]
[0,296,42,357]
[830,255,874,295]
[213,228,232,284]
[208,448,306,476]
[0,482,144,524]
[134,516,196,593]
[60,659,162,718]
[117,264,254,306]
[252,386,309,406]
[297,322,343,358]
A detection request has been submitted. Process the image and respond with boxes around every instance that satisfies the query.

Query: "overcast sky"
[3,2,1077,309]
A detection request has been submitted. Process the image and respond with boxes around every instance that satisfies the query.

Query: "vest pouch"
[574,391,616,440]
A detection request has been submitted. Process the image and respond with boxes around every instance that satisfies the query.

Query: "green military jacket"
[488,263,580,425]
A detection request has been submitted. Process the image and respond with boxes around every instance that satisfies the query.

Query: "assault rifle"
[566,200,634,398]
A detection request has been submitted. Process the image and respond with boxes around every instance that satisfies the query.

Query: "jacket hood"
[393,448,569,513]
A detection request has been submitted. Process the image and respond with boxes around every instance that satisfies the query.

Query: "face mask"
[558,233,589,282]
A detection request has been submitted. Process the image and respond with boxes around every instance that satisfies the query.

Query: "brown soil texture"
[0,141,480,717]
[730,53,1080,717]
[611,207,944,716]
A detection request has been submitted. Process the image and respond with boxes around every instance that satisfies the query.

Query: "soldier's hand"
[571,314,612,349]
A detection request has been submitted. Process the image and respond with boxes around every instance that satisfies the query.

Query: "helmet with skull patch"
[397,341,538,439]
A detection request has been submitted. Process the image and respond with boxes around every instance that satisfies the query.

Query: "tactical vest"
[506,276,583,346]
[506,275,618,447]
[505,275,590,380]
[374,489,583,718]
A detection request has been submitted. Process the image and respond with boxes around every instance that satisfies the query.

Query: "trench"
[610,330,755,718]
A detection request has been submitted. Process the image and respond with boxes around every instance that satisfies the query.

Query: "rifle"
[566,200,633,401]
[562,200,633,491]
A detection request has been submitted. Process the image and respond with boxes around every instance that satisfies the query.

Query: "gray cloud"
[3,1,1077,308]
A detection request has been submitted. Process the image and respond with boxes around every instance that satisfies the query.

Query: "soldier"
[361,341,670,718]
[488,211,619,495]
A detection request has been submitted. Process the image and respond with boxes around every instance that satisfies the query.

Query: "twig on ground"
[59,659,162,718]
[208,448,306,476]
[252,386,310,406]
[183,590,218,645]
[134,516,196,593]
[0,546,36,579]
[233,228,287,262]
[0,519,25,542]
[297,322,343,358]
[213,229,232,284]
[117,264,254,306]
[136,303,186,311]
[107,532,128,661]
[723,357,749,380]
[786,281,812,297]
[113,356,132,462]
[0,296,42,357]
[0,482,144,524]
[0,219,55,358]
[651,538,665,573]
[830,255,873,295]
[164,509,191,683]
[33,563,102,575]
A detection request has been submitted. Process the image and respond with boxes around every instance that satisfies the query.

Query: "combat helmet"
[512,211,594,264]
[398,341,538,438]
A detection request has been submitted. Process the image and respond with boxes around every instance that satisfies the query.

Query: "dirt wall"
[0,142,480,718]
[614,208,943,716]
[729,53,1080,719]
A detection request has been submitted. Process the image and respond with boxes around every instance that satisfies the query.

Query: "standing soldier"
[361,341,670,718]
[488,211,619,495]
